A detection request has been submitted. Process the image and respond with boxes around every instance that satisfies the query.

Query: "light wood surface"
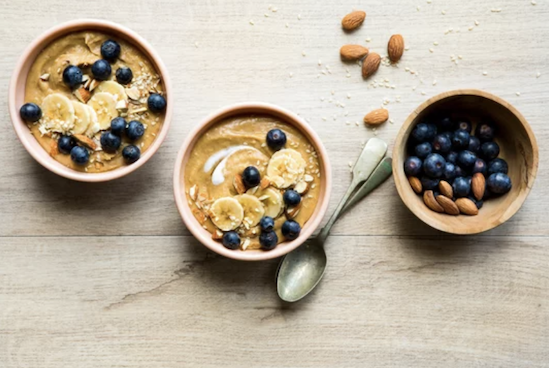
[1,0,548,366]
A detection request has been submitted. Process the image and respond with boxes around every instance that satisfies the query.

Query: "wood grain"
[1,0,549,366]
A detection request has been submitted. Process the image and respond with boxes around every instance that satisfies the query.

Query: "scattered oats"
[421,91,426,95]
[194,41,199,48]
[389,119,394,124]
[536,72,541,78]
[405,67,410,72]
[516,92,521,96]
[249,20,255,25]
[475,20,480,26]
[412,86,417,91]
[289,72,293,78]
[321,70,327,75]
[302,51,307,57]
[346,121,351,125]
[441,10,446,15]
[491,8,502,12]
[272,7,278,12]
[331,90,335,95]
[483,71,488,76]
[458,55,463,59]
[405,46,409,51]
[297,14,301,20]
[468,26,474,31]
[344,111,349,116]
[320,97,325,101]
[429,48,434,53]
[365,37,371,42]
[427,0,431,3]
[318,59,322,66]
[417,5,421,11]
[432,79,437,85]
[348,161,353,167]
[531,0,537,4]
[346,93,351,99]
[322,117,327,121]
[285,22,289,28]
[433,41,439,46]
[264,13,269,17]
[346,73,351,78]
[355,121,360,126]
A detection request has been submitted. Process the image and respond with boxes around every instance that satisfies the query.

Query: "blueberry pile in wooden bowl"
[393,90,538,235]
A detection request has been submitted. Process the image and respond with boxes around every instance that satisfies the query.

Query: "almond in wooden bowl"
[393,90,538,235]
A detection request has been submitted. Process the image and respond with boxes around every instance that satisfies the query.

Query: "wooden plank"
[0,235,547,367]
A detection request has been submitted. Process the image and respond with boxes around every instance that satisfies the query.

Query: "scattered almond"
[294,180,309,194]
[340,45,369,61]
[363,108,389,126]
[73,87,91,103]
[233,174,246,194]
[49,139,59,156]
[436,195,460,215]
[304,174,314,183]
[408,176,422,194]
[212,229,223,240]
[362,52,381,78]
[40,73,50,81]
[341,10,366,31]
[189,184,198,201]
[116,99,129,112]
[423,190,444,213]
[125,87,141,101]
[439,180,453,198]
[455,198,479,215]
[387,34,404,63]
[260,177,271,190]
[73,134,97,150]
[193,208,208,224]
[472,173,485,200]
[286,203,301,219]
[88,79,100,92]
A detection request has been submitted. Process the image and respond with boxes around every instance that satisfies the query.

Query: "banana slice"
[236,194,265,228]
[95,81,128,102]
[87,92,118,130]
[255,187,284,218]
[266,149,307,188]
[209,197,244,231]
[84,105,100,137]
[41,93,75,133]
[71,101,91,135]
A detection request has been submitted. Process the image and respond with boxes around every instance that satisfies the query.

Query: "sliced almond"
[116,99,129,112]
[304,174,314,183]
[233,174,246,194]
[73,134,97,150]
[423,190,444,213]
[260,177,270,190]
[125,87,141,101]
[49,139,58,156]
[439,180,453,198]
[212,230,223,240]
[73,87,91,103]
[189,184,198,201]
[89,79,100,92]
[241,238,251,251]
[286,203,301,219]
[129,106,148,114]
[192,208,208,224]
[455,198,479,215]
[472,173,485,201]
[197,191,208,203]
[40,73,50,81]
[408,176,422,194]
[436,195,459,215]
[294,180,309,194]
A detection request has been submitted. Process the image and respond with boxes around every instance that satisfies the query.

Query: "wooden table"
[1,1,548,366]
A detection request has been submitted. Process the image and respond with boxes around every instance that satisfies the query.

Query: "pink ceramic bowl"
[173,103,332,261]
[9,19,172,182]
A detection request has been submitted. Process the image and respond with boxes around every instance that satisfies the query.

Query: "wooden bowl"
[393,89,539,234]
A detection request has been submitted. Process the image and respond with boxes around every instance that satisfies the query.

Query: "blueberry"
[110,117,126,136]
[486,173,512,194]
[451,129,470,150]
[283,190,301,206]
[242,166,261,188]
[412,123,437,142]
[91,59,112,81]
[100,132,122,153]
[70,146,89,165]
[222,231,240,250]
[480,141,500,161]
[457,150,477,169]
[281,220,301,240]
[126,120,145,141]
[452,177,471,198]
[415,142,433,159]
[420,177,440,191]
[468,136,481,153]
[441,131,454,141]
[443,162,457,182]
[19,103,42,122]
[446,151,458,164]
[456,118,472,133]
[115,67,133,85]
[404,156,422,177]
[432,134,452,153]
[487,158,508,175]
[122,145,140,164]
[472,159,487,175]
[57,135,76,154]
[266,129,287,150]
[476,122,496,142]
[148,93,167,113]
[100,39,121,62]
[438,117,454,131]
[62,65,83,89]
[260,216,275,232]
[454,166,465,177]
[259,231,278,250]
[423,153,446,178]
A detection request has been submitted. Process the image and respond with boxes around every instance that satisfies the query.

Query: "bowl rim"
[392,89,539,234]
[173,102,332,261]
[8,18,173,182]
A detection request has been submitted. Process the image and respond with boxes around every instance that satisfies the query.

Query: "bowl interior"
[174,104,331,261]
[394,91,538,234]
[9,20,171,182]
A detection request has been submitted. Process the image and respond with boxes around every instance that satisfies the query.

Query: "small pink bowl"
[173,103,332,261]
[8,19,172,182]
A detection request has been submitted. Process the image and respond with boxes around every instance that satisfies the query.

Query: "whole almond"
[340,45,369,61]
[455,198,479,215]
[341,10,366,31]
[408,176,422,194]
[363,108,389,126]
[362,52,381,78]
[472,173,486,201]
[436,195,460,215]
[423,190,444,213]
[387,34,404,63]
[439,180,453,198]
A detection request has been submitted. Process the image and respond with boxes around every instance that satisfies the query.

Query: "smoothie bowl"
[9,19,172,182]
[174,103,332,261]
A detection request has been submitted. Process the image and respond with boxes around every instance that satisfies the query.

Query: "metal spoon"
[276,138,389,302]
